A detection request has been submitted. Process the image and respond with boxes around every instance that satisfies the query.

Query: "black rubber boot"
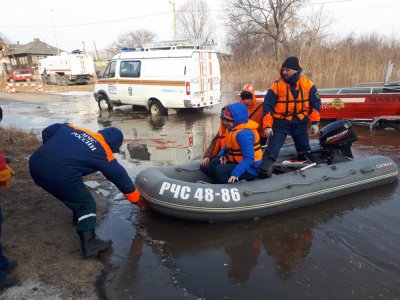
[258,159,274,179]
[0,275,19,289]
[79,230,112,258]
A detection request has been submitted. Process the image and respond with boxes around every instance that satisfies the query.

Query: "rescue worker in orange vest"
[200,84,266,172]
[239,84,267,146]
[0,108,20,289]
[207,103,263,183]
[200,106,228,175]
[259,56,320,177]
[29,123,144,258]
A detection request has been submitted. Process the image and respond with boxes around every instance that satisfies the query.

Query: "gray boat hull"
[135,155,398,222]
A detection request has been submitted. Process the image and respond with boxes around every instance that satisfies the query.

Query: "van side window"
[103,61,116,78]
[120,61,141,78]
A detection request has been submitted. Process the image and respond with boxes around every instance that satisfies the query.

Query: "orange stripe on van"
[142,80,185,86]
[96,79,185,86]
[67,124,115,162]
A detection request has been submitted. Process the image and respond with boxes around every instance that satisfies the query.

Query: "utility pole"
[93,41,99,61]
[50,9,60,54]
[169,1,177,40]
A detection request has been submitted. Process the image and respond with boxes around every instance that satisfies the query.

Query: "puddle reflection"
[101,181,399,299]
[96,107,222,165]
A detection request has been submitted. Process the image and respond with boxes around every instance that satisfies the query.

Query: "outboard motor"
[318,119,358,163]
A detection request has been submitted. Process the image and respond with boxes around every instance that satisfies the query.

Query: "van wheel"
[8,78,15,83]
[98,95,113,111]
[25,78,31,82]
[149,100,167,116]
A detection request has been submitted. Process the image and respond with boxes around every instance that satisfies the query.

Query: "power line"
[0,10,170,28]
[306,0,352,5]
[1,1,398,29]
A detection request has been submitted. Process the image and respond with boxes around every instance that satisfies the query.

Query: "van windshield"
[103,61,116,78]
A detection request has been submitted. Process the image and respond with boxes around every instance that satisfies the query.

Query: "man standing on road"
[260,56,321,177]
[29,123,144,258]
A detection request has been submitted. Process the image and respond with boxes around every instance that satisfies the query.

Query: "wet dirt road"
[1,93,400,299]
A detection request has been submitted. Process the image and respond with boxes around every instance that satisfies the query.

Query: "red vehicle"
[6,69,34,83]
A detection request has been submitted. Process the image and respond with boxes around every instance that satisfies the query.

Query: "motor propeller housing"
[318,120,358,158]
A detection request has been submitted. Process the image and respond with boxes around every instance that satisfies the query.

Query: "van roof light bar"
[142,39,216,50]
[121,47,149,52]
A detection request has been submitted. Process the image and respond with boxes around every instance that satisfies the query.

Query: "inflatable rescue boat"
[135,120,398,222]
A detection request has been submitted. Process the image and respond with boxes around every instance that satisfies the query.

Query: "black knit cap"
[282,56,300,71]
[240,91,253,100]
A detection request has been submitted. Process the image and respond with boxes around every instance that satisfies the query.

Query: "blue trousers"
[264,117,313,162]
[0,208,11,283]
[207,157,258,184]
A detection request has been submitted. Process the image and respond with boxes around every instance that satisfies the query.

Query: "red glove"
[125,188,141,203]
[125,189,148,211]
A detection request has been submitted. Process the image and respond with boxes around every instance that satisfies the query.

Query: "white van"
[94,40,221,115]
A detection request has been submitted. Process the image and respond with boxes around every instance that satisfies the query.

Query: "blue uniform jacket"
[29,123,135,196]
[218,102,263,177]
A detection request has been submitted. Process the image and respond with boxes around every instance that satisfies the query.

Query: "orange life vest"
[210,124,228,157]
[226,120,263,163]
[0,152,14,188]
[271,75,314,121]
[239,83,266,138]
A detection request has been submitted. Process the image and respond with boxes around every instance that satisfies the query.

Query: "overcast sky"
[0,0,399,53]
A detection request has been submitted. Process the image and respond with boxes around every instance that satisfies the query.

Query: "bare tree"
[176,0,214,40]
[283,7,333,61]
[0,32,10,76]
[107,29,156,57]
[224,0,305,62]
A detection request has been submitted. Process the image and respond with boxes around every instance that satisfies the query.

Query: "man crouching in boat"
[204,102,263,183]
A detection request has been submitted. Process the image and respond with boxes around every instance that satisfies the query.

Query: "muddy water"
[2,94,400,299]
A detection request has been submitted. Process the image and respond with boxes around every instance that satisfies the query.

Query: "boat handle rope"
[244,169,357,196]
[175,166,201,172]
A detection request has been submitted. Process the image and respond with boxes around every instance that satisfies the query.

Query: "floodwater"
[1,93,400,299]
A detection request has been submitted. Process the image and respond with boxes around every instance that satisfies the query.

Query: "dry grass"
[221,34,400,91]
[0,127,41,157]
